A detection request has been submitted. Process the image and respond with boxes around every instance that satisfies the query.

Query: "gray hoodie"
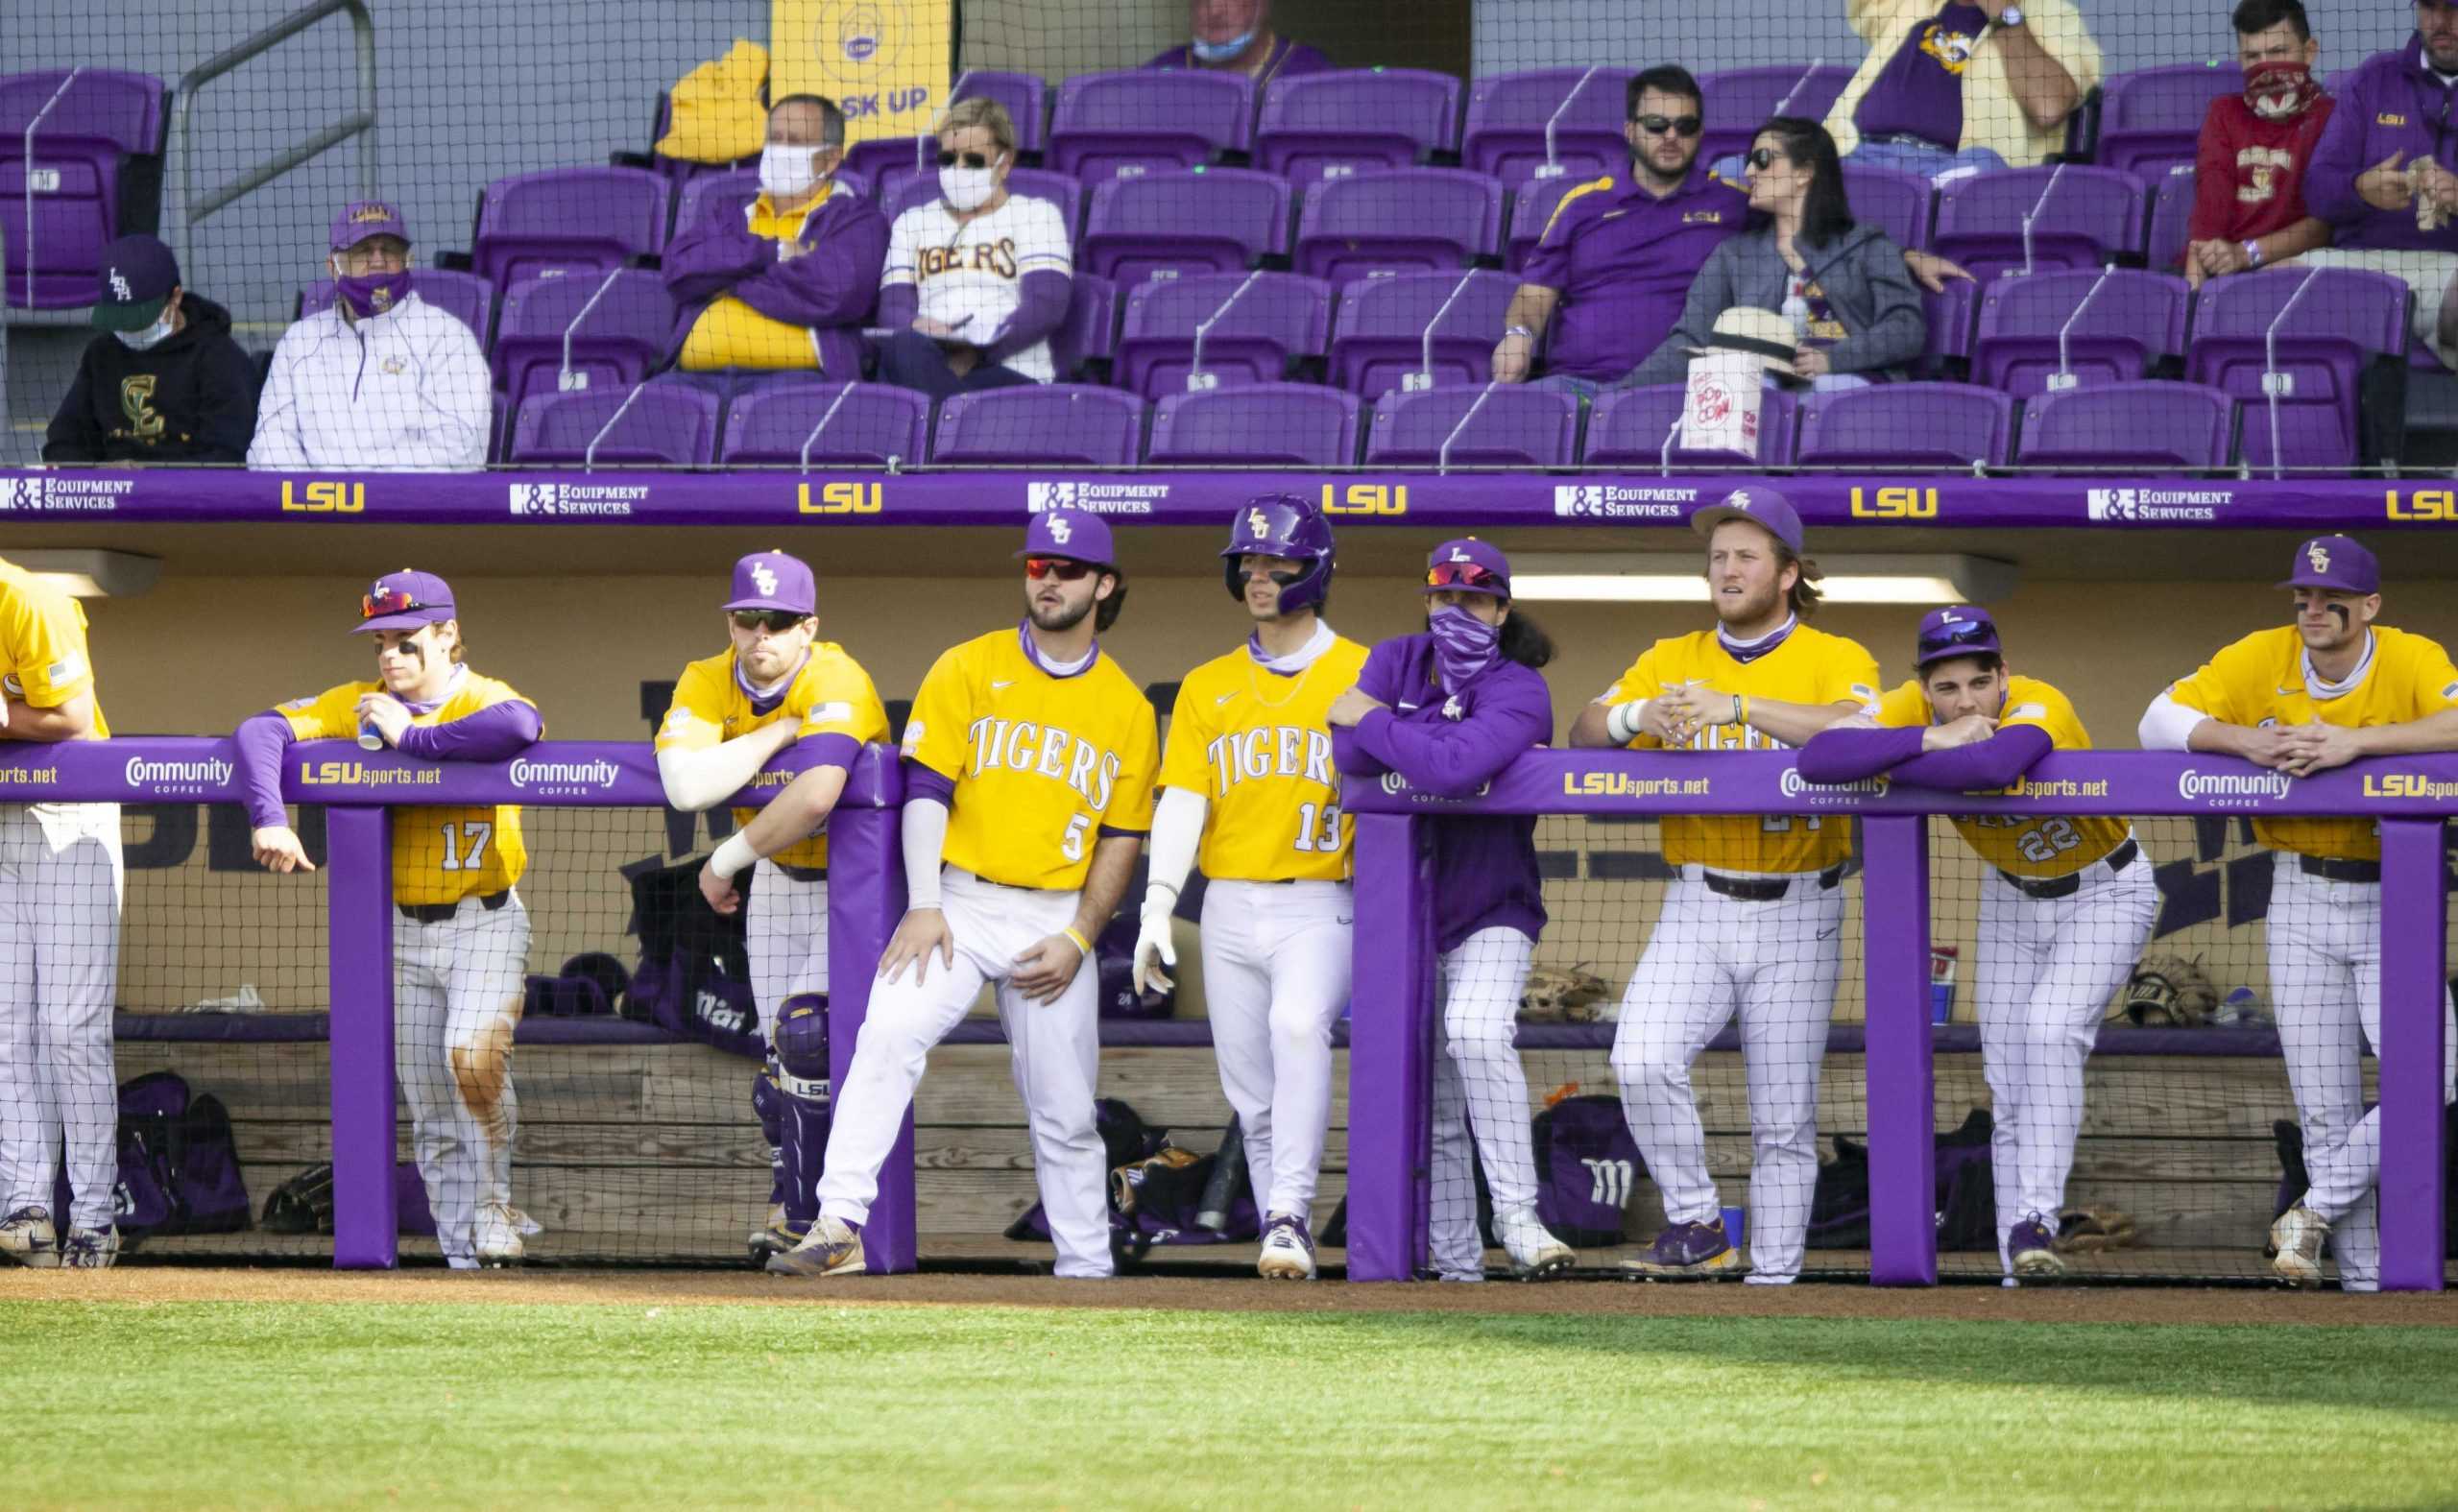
[1624,220,1927,388]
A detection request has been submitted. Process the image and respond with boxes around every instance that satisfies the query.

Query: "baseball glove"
[2119,952,2219,1027]
[2053,1204,2139,1254]
[1519,965,1611,1023]
[262,1164,336,1236]
[1109,1145,1203,1218]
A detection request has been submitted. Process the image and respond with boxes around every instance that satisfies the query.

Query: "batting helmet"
[1220,493,1336,613]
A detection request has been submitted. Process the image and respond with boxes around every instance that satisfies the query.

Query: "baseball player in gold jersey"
[1802,606,2157,1283]
[238,570,544,1268]
[2141,536,2458,1290]
[1133,494,1366,1281]
[1571,489,1879,1284]
[772,511,1158,1279]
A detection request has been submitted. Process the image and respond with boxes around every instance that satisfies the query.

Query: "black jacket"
[43,293,259,464]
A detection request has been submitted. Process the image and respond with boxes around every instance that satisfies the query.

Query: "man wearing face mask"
[665,93,889,381]
[2183,0,2336,288]
[46,234,256,465]
[877,97,1074,400]
[1146,0,1331,83]
[249,203,491,470]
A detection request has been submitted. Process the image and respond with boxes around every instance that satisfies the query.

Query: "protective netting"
[12,2,2450,471]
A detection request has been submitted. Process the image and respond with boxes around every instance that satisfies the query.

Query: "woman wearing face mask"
[2182,0,2336,289]
[876,97,1075,400]
[1326,540,1578,1283]
[46,233,257,465]
[1145,0,1332,83]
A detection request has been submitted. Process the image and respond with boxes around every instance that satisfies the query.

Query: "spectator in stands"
[249,202,491,470]
[1627,118,1926,390]
[1823,0,2102,180]
[2183,0,2335,288]
[877,99,1073,400]
[45,234,255,465]
[1147,0,1331,83]
[2302,0,2458,367]
[663,94,889,382]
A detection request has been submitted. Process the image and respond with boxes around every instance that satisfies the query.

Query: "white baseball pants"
[1199,878,1354,1221]
[0,804,123,1233]
[395,892,529,1264]
[1430,925,1540,1279]
[748,859,829,1016]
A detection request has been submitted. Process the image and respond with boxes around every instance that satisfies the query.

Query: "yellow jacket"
[656,38,771,166]
[1822,0,2103,168]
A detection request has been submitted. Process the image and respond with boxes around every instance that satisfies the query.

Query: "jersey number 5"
[1292,802,1344,852]
[437,820,494,871]
[1061,812,1091,862]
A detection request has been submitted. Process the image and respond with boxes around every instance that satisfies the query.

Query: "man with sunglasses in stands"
[1494,65,1967,395]
[772,512,1157,1280]
[656,551,889,1263]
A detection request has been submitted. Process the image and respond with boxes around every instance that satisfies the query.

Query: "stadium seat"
[954,69,1050,156]
[1326,267,1517,399]
[1971,268,2191,396]
[2187,266,2408,471]
[1503,175,1589,272]
[1048,69,1255,184]
[2094,63,2237,181]
[2012,378,2234,472]
[880,167,1081,236]
[718,381,931,468]
[300,268,496,347]
[1363,383,1583,468]
[471,166,669,289]
[1460,67,1634,188]
[1931,166,2148,283]
[1291,168,1503,285]
[1840,163,1934,252]
[1255,68,1463,188]
[673,168,873,239]
[1918,277,1983,374]
[1145,383,1362,466]
[1698,63,1852,168]
[843,135,939,189]
[0,68,167,309]
[638,93,759,196]
[1079,168,1289,286]
[1582,383,1800,469]
[1114,272,1333,399]
[508,382,721,467]
[2145,170,2194,276]
[1050,272,1121,380]
[929,383,1146,465]
[492,269,674,413]
[1794,382,2015,469]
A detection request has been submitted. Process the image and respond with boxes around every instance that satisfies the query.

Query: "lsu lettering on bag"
[621,854,761,1058]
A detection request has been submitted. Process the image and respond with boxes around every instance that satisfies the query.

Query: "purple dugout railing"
[1342,750,2454,1291]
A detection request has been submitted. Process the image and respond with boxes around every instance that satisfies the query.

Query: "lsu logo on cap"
[2307,540,2331,574]
[1726,489,1756,511]
[751,562,780,597]
[1449,547,1473,562]
[1048,515,1074,545]
[108,269,133,301]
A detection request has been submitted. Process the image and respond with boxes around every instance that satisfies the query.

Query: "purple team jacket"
[1331,633,1550,954]
[2304,37,2458,252]
[660,187,890,379]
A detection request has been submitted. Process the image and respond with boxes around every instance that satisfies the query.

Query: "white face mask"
[1192,27,1257,63]
[114,308,176,350]
[759,143,828,201]
[939,164,1000,212]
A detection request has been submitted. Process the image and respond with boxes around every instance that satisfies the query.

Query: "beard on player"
[1025,569,1125,635]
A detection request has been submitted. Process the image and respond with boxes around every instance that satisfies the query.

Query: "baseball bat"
[1196,1114,1244,1233]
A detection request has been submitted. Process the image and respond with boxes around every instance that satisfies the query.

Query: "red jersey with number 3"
[2186,91,2336,256]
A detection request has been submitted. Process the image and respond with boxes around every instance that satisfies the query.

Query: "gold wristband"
[1061,926,1092,955]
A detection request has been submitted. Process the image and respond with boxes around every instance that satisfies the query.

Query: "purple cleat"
[1618,1216,1742,1279]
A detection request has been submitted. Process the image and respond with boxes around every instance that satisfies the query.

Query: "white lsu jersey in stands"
[882,194,1072,383]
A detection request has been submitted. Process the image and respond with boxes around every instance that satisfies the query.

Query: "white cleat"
[474,1203,532,1268]
[0,1207,60,1269]
[60,1226,118,1269]
[1493,1206,1576,1281]
[1256,1212,1317,1281]
[2271,1203,2328,1288]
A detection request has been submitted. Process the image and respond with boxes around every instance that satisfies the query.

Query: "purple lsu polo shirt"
[1521,164,1748,383]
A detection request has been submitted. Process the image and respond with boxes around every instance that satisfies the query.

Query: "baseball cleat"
[2010,1214,2065,1282]
[749,1218,808,1266]
[474,1202,531,1267]
[1256,1212,1317,1281]
[2271,1203,2329,1287]
[0,1206,60,1268]
[1494,1205,1577,1281]
[1619,1217,1743,1279]
[767,1214,865,1278]
[59,1226,118,1269]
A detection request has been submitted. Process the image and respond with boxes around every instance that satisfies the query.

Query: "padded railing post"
[1861,815,1937,1285]
[2376,818,2447,1292]
[825,785,913,1272]
[325,805,397,1268]
[1344,810,1432,1281]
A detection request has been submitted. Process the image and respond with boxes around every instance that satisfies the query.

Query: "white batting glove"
[1132,889,1178,995]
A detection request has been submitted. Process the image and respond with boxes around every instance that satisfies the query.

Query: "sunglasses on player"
[1024,557,1098,582]
[361,588,436,619]
[731,610,807,634]
[937,149,997,169]
[1426,560,1506,591]
[1916,618,1994,660]
[1634,114,1703,137]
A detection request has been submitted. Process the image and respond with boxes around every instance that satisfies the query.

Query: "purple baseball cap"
[1422,538,1511,598]
[2278,535,2379,595]
[1016,510,1118,568]
[1690,486,1805,555]
[1914,605,2001,668]
[330,199,411,252]
[92,234,180,331]
[353,568,455,635]
[724,550,816,614]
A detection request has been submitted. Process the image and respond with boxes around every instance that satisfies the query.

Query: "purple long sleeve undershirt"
[877,269,1070,369]
[234,702,543,830]
[1796,722,2053,790]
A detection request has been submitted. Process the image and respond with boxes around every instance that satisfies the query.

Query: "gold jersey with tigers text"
[1159,636,1371,882]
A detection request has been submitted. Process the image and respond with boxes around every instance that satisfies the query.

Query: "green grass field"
[8,1297,2458,1510]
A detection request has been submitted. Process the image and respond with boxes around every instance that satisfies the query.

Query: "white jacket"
[248,293,492,470]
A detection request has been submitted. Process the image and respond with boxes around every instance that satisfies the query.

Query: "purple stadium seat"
[301,269,496,347]
[1255,68,1464,188]
[2146,170,2193,276]
[1292,168,1503,284]
[1582,383,1800,469]
[0,69,166,308]
[2095,64,2237,182]
[1504,175,1588,272]
[1460,67,1635,188]
[844,136,937,189]
[1698,64,1852,168]
[2012,379,2234,472]
[1918,277,1983,373]
[492,269,674,413]
[1795,382,2015,469]
[929,383,1145,466]
[509,383,721,467]
[1146,384,1362,466]
[472,166,669,289]
[2187,266,2407,471]
[1114,272,1333,399]
[1971,268,2191,396]
[1840,163,1934,252]
[1326,268,1517,399]
[880,168,1081,236]
[1079,169,1289,286]
[719,381,931,468]
[673,168,873,238]
[1050,273,1120,380]
[1363,383,1583,468]
[955,70,1050,156]
[1048,69,1255,185]
[1931,166,2148,283]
